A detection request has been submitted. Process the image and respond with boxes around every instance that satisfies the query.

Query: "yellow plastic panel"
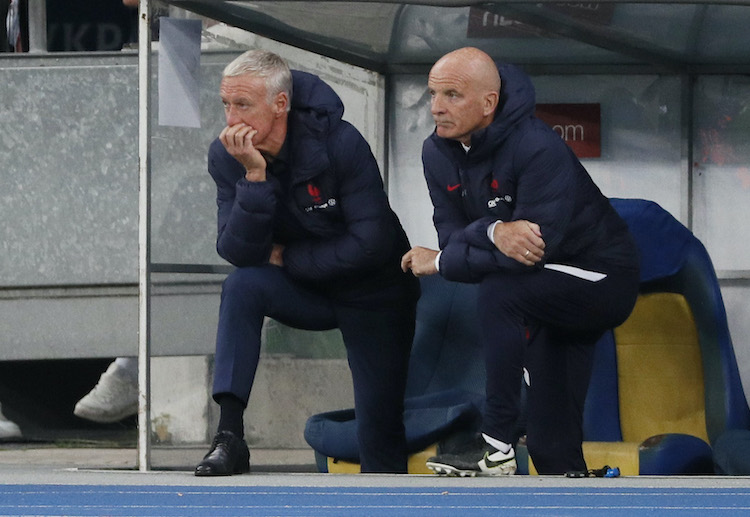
[614,293,708,443]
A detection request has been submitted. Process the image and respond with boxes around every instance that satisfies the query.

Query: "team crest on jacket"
[307,183,322,203]
[487,177,512,208]
[304,182,337,213]
[488,194,513,209]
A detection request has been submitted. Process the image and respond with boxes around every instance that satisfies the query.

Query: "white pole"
[137,0,152,473]
[26,0,46,53]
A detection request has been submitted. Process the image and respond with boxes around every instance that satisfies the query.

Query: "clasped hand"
[494,220,545,266]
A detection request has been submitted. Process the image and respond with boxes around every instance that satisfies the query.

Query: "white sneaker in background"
[0,403,22,440]
[73,362,138,423]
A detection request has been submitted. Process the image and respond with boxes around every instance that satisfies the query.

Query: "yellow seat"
[527,293,709,476]
[521,199,750,475]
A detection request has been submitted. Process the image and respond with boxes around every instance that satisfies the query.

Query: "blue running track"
[2,484,750,516]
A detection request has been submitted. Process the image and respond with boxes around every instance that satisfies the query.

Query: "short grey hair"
[223,49,293,109]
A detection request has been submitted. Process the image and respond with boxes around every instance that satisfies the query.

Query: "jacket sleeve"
[508,123,579,260]
[207,139,276,267]
[449,123,576,267]
[426,124,578,282]
[283,124,397,281]
[423,140,523,283]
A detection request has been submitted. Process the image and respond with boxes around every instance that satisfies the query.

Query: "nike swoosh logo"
[447,184,461,192]
[483,451,511,468]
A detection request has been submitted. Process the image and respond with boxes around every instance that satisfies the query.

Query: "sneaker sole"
[426,461,516,477]
[74,403,138,423]
[426,461,480,477]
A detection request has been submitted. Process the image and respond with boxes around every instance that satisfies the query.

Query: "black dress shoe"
[195,430,250,476]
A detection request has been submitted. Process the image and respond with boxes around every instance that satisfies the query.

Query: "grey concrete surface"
[0,445,749,490]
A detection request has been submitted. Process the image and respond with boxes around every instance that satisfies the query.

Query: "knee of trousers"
[221,267,273,303]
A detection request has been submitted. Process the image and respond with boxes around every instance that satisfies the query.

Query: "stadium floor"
[1,447,749,516]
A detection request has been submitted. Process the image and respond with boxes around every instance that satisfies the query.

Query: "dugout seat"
[305,198,750,475]
[304,273,484,474]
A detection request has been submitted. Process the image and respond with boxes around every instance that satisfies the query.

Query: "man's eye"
[222,102,250,110]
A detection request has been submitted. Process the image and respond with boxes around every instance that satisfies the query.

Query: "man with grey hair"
[195,49,419,476]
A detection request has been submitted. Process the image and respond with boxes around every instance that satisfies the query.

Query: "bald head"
[428,47,501,146]
[432,47,501,94]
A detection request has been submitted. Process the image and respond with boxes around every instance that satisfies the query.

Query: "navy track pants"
[478,265,639,474]
[212,265,418,473]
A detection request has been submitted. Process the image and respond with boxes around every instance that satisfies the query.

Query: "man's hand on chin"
[219,123,267,182]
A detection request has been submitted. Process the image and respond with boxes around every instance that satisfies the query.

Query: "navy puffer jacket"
[422,63,638,283]
[208,70,411,296]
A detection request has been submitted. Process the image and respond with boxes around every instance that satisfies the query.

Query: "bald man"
[401,47,640,475]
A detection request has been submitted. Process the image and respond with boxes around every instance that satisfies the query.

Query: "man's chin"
[435,127,456,140]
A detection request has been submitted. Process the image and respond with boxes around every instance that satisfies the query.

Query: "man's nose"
[431,96,444,115]
[225,106,241,126]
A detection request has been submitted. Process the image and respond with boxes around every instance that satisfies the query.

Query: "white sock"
[482,433,512,454]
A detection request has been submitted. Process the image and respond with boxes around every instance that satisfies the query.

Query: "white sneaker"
[74,362,138,423]
[0,403,21,440]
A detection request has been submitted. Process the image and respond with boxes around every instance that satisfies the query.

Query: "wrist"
[488,220,503,244]
[245,168,267,182]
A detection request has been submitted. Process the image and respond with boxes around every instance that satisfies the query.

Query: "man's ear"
[483,91,499,117]
[273,91,289,116]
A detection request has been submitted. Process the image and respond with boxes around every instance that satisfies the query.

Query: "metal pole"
[137,0,152,473]
[26,0,46,53]
[683,74,695,231]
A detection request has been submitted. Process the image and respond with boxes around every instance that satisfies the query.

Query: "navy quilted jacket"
[422,63,638,283]
[208,70,411,295]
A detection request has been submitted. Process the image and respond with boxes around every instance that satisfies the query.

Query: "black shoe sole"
[194,465,250,477]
